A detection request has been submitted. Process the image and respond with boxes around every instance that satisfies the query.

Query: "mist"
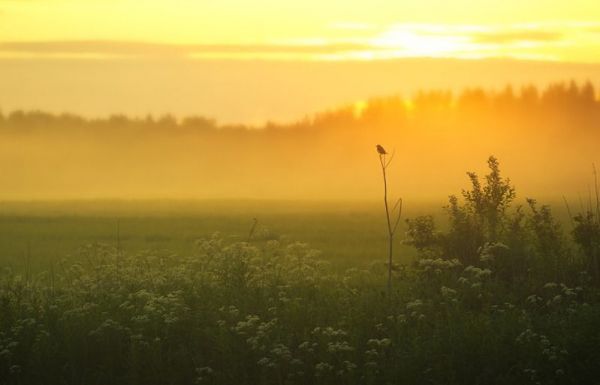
[1,81,598,203]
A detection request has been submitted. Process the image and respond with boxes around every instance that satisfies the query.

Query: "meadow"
[1,158,599,385]
[0,200,433,272]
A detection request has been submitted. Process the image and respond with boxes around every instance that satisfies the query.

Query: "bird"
[376,144,387,155]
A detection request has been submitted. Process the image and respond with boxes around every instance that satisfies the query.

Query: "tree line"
[1,81,599,135]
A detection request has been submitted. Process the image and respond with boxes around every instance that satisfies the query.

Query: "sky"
[1,0,600,124]
[1,0,600,62]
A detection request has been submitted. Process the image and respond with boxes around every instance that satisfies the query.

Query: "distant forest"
[1,81,599,200]
[1,81,599,133]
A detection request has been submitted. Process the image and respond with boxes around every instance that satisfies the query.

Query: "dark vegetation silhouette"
[1,157,600,384]
[1,81,599,134]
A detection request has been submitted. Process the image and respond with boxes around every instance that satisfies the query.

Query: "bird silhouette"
[376,144,387,155]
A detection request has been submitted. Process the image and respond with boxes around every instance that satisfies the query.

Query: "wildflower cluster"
[0,225,599,385]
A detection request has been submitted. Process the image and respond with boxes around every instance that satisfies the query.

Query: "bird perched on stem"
[376,144,387,155]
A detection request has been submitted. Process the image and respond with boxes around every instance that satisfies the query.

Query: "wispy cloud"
[0,40,372,59]
[1,21,599,62]
[471,31,563,44]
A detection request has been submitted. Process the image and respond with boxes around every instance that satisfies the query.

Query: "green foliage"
[526,199,570,281]
[405,157,580,285]
[407,157,517,267]
[405,215,439,254]
[463,156,516,241]
[1,231,600,385]
[1,158,600,384]
[573,211,600,279]
[450,156,516,263]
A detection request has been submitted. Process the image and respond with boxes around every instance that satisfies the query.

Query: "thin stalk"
[593,163,599,225]
[562,195,575,230]
[116,219,121,256]
[247,218,258,242]
[380,155,392,295]
[378,149,402,296]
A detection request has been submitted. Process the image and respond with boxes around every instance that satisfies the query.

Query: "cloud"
[470,30,563,44]
[0,40,372,58]
[0,22,590,62]
[584,26,600,34]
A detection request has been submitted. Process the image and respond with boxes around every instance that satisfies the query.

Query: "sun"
[369,26,478,59]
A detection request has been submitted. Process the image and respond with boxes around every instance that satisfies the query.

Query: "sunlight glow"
[0,0,600,63]
[353,100,368,118]
[371,28,472,58]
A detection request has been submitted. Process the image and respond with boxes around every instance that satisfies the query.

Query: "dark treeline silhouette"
[0,80,599,200]
[1,80,598,133]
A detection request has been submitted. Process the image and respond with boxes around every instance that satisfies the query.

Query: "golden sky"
[1,0,600,62]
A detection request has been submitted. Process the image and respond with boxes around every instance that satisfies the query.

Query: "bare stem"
[593,163,599,225]
[562,195,575,230]
[247,218,258,242]
[379,151,402,297]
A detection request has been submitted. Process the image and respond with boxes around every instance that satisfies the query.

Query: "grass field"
[0,200,444,272]
[1,198,578,272]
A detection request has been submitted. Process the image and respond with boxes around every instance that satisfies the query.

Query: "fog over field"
[0,77,598,202]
